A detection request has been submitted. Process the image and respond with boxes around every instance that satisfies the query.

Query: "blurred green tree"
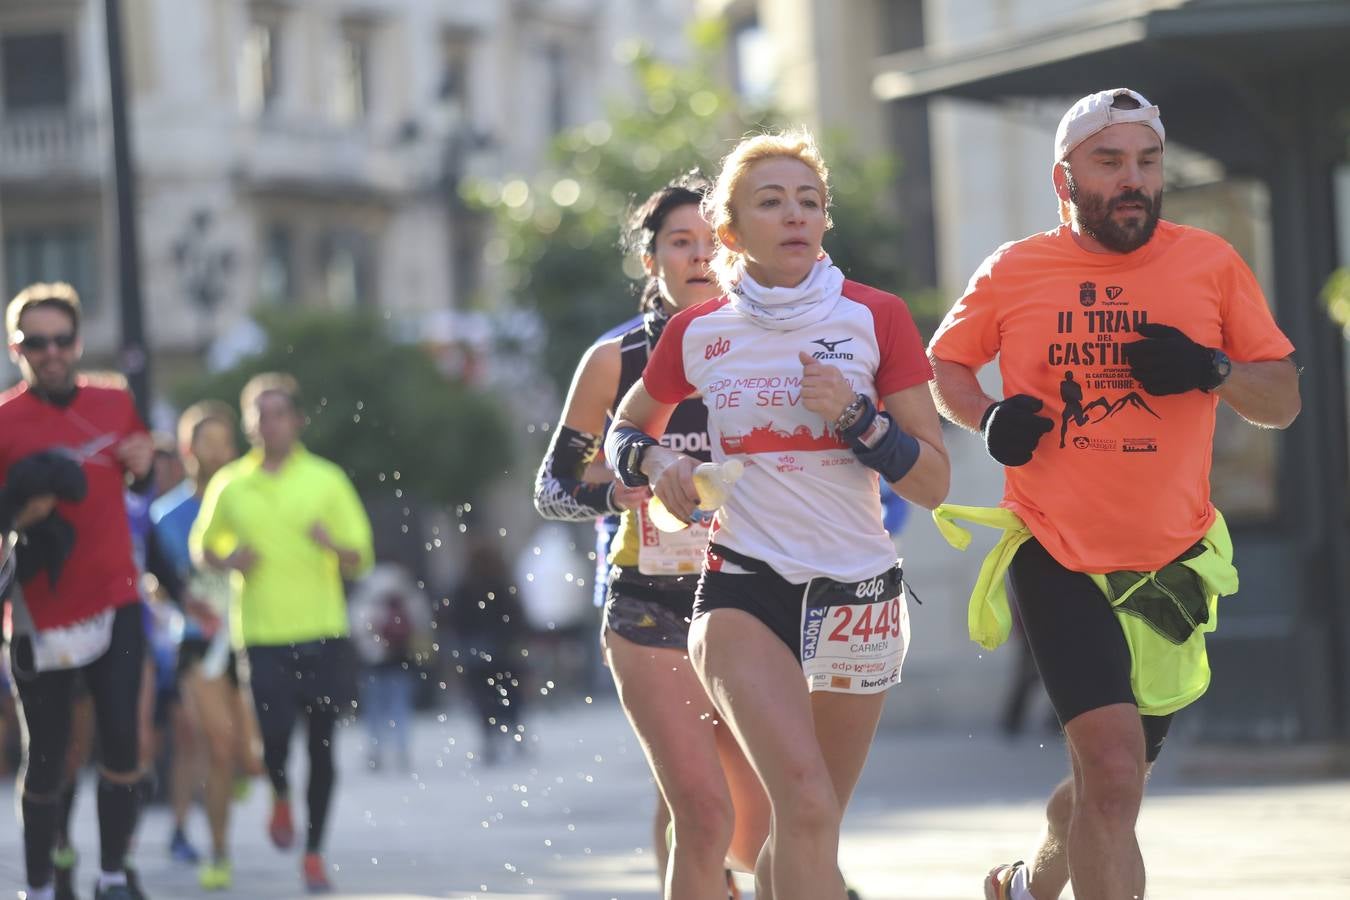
[1324,267,1350,338]
[172,308,509,506]
[472,24,934,390]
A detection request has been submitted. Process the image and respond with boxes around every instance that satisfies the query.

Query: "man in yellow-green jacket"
[190,372,372,895]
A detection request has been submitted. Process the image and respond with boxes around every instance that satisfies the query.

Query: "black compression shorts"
[603,566,695,649]
[1007,539,1174,763]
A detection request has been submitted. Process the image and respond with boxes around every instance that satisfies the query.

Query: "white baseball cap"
[1054,88,1165,162]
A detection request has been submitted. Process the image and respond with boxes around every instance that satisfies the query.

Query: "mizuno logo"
[811,337,854,360]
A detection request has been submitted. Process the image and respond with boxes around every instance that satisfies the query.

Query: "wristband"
[605,425,660,488]
[836,394,920,483]
[852,419,921,484]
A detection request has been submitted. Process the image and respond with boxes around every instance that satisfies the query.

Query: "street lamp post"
[103,0,150,420]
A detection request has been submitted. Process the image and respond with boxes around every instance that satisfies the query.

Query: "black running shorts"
[603,566,695,649]
[693,564,804,660]
[246,637,358,738]
[1007,539,1174,762]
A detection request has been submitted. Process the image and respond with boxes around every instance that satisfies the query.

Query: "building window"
[1,32,69,111]
[732,17,776,107]
[319,228,373,309]
[238,20,280,116]
[543,41,568,137]
[441,29,473,117]
[258,224,293,306]
[4,226,97,315]
[333,25,370,124]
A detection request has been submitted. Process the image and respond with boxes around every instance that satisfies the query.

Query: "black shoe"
[124,867,147,900]
[53,850,79,900]
[92,885,134,900]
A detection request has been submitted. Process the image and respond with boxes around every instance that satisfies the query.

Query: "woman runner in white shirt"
[607,130,950,900]
[533,175,770,898]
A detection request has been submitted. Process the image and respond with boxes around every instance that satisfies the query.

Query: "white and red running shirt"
[642,280,933,583]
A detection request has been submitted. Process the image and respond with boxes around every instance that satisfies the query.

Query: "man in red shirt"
[3,283,155,900]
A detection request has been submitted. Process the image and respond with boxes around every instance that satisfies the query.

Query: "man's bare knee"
[1047,776,1075,832]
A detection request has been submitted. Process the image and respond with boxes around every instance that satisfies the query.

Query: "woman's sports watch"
[617,437,657,487]
[833,394,869,433]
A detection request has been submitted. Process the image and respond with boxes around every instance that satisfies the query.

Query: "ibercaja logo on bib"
[860,673,898,690]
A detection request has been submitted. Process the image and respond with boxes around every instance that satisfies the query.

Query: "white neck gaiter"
[728,254,844,331]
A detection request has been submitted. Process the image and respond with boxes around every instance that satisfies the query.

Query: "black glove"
[0,485,15,534]
[16,512,77,587]
[981,395,1054,467]
[7,450,88,505]
[1125,323,1224,395]
[1,450,86,534]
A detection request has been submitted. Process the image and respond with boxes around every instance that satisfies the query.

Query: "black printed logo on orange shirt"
[1057,370,1160,449]
[1079,282,1097,307]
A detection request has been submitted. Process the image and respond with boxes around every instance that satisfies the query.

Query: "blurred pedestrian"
[533,173,769,896]
[151,400,260,890]
[190,372,373,894]
[928,88,1300,900]
[349,563,433,772]
[448,527,529,766]
[608,129,949,899]
[2,282,154,900]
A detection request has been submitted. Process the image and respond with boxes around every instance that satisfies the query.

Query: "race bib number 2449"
[800,569,910,695]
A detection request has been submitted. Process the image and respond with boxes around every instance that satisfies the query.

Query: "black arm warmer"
[145,526,186,606]
[533,425,620,521]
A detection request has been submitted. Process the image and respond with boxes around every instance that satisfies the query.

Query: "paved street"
[3,699,1348,899]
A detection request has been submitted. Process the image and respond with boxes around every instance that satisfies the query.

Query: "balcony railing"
[0,110,102,180]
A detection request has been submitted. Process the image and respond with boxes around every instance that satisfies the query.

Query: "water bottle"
[647,459,745,533]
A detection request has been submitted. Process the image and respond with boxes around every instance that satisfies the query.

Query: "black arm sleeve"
[533,425,620,521]
[144,526,185,606]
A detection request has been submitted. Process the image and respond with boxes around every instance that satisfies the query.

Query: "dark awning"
[871,0,1350,171]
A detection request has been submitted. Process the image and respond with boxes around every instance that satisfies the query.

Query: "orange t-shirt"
[929,221,1295,573]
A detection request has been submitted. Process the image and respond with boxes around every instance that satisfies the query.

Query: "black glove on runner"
[1126,322,1224,395]
[16,512,77,587]
[0,450,86,534]
[980,395,1053,467]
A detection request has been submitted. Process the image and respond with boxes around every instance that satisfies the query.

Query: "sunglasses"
[18,332,77,352]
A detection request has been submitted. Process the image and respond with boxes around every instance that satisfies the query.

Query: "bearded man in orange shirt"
[929,89,1301,900]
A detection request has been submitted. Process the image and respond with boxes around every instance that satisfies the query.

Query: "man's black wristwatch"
[1209,349,1232,390]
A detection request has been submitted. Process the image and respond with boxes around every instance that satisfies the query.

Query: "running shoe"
[123,866,147,900]
[168,827,200,864]
[91,884,134,900]
[302,852,333,893]
[985,861,1026,900]
[198,860,232,891]
[268,797,295,850]
[52,846,78,900]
